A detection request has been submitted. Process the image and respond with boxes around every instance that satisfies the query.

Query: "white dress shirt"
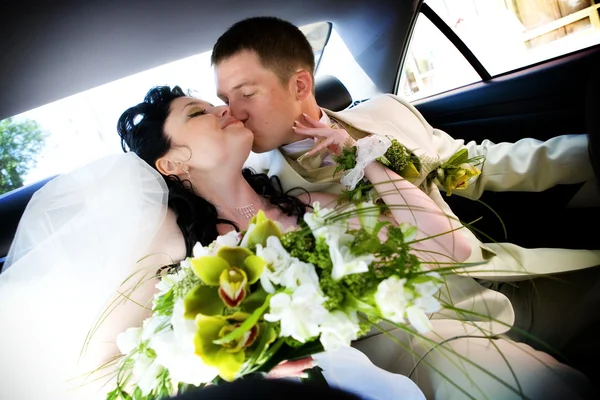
[280,109,336,166]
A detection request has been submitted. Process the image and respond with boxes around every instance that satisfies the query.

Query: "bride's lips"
[222,118,243,129]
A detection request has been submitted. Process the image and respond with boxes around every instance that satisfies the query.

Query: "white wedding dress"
[0,153,424,400]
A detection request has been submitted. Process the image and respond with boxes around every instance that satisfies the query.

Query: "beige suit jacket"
[247,93,600,281]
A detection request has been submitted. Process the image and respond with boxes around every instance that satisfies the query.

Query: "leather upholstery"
[315,75,352,112]
[0,176,56,270]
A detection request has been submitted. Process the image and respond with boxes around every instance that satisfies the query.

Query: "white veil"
[0,152,169,399]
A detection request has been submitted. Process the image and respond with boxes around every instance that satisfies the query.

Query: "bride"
[0,86,592,399]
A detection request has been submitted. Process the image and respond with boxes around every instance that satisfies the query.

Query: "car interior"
[1,0,599,272]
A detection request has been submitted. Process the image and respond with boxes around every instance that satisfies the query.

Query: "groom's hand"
[293,113,356,156]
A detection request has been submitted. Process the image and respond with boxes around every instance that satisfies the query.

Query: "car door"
[396,0,600,250]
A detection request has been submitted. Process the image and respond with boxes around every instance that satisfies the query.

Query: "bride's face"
[162,96,253,172]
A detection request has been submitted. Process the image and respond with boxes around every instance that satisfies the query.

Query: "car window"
[315,27,380,102]
[398,0,600,100]
[0,22,332,196]
[397,12,481,101]
[300,21,332,71]
[0,50,221,196]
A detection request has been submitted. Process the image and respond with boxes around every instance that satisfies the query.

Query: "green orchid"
[240,210,283,250]
[430,149,484,196]
[194,312,276,382]
[397,161,421,181]
[436,162,481,196]
[184,246,266,318]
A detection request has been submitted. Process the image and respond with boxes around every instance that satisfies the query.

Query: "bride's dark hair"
[117,85,309,256]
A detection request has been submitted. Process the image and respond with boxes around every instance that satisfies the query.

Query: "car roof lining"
[0,0,418,120]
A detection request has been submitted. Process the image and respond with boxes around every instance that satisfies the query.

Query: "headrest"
[315,75,352,112]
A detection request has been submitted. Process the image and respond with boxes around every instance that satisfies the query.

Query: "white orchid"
[264,284,328,343]
[256,236,295,293]
[405,293,441,334]
[116,326,143,355]
[151,301,219,385]
[192,241,213,258]
[374,276,410,324]
[305,202,377,281]
[155,274,177,295]
[326,230,376,281]
[319,310,361,351]
[398,222,418,242]
[414,294,441,314]
[216,230,242,247]
[413,271,442,297]
[179,257,192,270]
[280,260,320,290]
[303,202,330,239]
[169,300,197,343]
[375,273,441,333]
[191,232,241,258]
[405,272,442,333]
[239,218,285,249]
[356,201,380,234]
[135,359,164,396]
[116,316,168,354]
[303,202,350,239]
[405,306,433,334]
[115,316,169,396]
[155,266,186,295]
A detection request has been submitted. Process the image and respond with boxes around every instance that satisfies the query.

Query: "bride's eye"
[188,109,206,118]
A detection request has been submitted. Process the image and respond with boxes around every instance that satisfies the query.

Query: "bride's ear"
[155,157,182,176]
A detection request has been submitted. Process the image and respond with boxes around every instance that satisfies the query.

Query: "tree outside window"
[0,118,47,194]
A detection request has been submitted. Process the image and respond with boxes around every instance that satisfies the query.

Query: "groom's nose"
[228,101,248,123]
[213,105,230,117]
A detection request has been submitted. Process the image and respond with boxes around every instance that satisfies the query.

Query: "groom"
[211,16,599,397]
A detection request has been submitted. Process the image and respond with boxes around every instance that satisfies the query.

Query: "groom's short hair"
[211,16,315,86]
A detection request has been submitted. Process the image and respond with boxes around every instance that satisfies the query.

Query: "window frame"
[396,1,600,100]
[299,21,333,74]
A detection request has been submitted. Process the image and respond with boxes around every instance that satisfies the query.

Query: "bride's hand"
[267,357,316,379]
[293,113,356,156]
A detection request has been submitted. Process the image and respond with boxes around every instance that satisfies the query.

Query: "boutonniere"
[334,136,421,183]
[377,138,421,182]
[429,149,484,196]
[332,136,422,203]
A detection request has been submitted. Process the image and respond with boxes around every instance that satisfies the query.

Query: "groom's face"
[215,50,300,153]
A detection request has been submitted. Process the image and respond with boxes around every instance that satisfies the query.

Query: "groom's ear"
[155,157,181,176]
[293,70,314,100]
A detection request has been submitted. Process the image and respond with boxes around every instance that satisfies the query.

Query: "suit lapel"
[325,107,440,187]
[267,149,344,194]
[268,95,443,192]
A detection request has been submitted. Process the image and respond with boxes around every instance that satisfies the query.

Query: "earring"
[183,168,191,179]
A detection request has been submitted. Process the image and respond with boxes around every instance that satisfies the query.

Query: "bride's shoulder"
[137,208,186,271]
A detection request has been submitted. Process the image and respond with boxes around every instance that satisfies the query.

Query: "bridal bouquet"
[107,202,444,399]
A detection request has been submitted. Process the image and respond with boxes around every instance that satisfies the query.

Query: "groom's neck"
[281,104,323,147]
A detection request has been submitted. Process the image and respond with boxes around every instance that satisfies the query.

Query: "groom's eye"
[243,92,256,98]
